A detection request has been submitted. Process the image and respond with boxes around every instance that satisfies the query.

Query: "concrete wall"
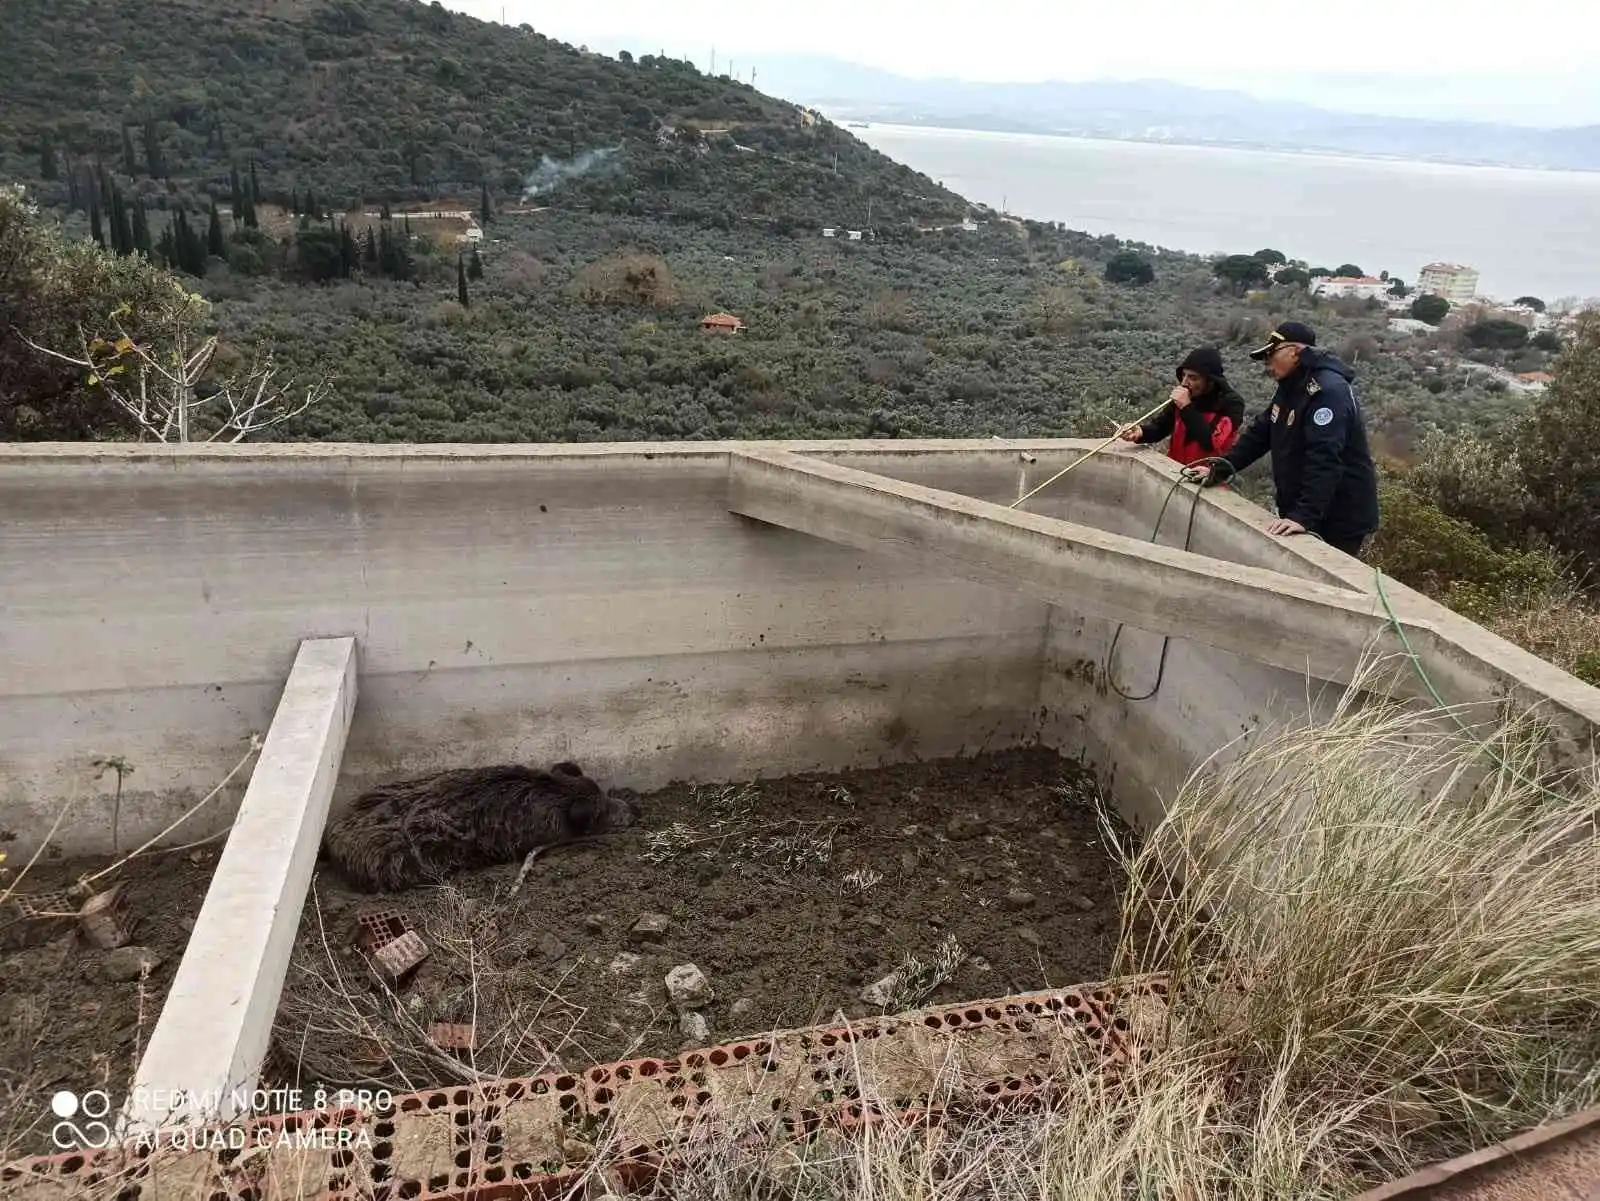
[771,445,1369,831]
[3,445,1068,856]
[6,441,1596,859]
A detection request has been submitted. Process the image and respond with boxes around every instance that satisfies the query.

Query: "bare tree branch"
[18,295,329,443]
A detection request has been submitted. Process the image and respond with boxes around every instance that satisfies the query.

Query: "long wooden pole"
[1007,396,1174,510]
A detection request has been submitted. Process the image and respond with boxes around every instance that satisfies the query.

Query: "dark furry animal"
[322,761,640,894]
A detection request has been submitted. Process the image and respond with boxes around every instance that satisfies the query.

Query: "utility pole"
[710,46,716,74]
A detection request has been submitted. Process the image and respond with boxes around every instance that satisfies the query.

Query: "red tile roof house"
[700,312,746,334]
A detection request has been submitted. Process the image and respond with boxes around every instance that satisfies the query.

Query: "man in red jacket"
[1118,346,1246,467]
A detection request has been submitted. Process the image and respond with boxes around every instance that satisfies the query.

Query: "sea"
[851,123,1600,304]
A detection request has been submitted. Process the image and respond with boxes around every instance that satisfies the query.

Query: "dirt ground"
[0,846,220,1159]
[273,747,1129,1098]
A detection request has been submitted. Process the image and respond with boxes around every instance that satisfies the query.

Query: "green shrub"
[1369,483,1558,619]
[1576,652,1600,688]
[1400,429,1540,549]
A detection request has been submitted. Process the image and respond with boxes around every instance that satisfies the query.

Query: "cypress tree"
[457,255,469,307]
[243,191,258,230]
[172,211,206,277]
[89,195,105,248]
[131,198,152,257]
[155,221,175,267]
[249,159,260,205]
[109,185,132,256]
[231,165,244,220]
[339,222,358,277]
[122,126,138,177]
[467,244,483,280]
[207,200,225,257]
[480,182,491,225]
[142,119,163,179]
[362,227,377,265]
[39,134,57,180]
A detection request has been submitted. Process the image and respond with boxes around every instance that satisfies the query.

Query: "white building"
[1417,262,1480,305]
[1310,275,1389,301]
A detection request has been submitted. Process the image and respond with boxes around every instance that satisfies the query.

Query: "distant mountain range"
[746,55,1600,172]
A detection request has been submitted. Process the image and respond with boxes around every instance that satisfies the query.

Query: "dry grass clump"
[654,681,1600,1199]
[1099,680,1600,1193]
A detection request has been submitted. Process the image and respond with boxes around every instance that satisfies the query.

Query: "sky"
[443,0,1600,126]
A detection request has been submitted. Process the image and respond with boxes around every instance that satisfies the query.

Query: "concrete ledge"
[727,447,1600,762]
[122,636,359,1135]
[729,447,1422,694]
[0,437,1106,465]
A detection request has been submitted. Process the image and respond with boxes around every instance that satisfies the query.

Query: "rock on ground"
[102,946,163,982]
[860,973,900,1007]
[665,963,714,1010]
[630,913,670,941]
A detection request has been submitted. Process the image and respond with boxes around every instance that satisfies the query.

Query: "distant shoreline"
[834,116,1600,177]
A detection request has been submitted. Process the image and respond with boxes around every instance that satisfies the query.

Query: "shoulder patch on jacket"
[1270,403,1280,422]
[1312,406,1333,426]
[1306,378,1322,395]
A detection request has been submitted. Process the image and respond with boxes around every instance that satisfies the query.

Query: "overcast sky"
[443,0,1600,126]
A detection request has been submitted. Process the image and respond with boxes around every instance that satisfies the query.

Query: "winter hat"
[1176,345,1226,382]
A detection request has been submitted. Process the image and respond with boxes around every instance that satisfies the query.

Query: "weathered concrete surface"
[729,447,1421,693]
[1039,609,1356,833]
[4,440,1596,859]
[730,445,1600,828]
[1,444,1054,855]
[122,636,357,1133]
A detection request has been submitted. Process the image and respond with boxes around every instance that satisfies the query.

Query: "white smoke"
[520,146,623,202]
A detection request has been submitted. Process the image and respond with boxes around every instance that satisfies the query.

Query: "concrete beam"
[728,447,1427,695]
[122,636,358,1136]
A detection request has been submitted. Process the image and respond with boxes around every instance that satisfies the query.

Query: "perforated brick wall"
[0,978,1172,1201]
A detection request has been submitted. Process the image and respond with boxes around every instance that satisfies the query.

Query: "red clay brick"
[372,930,429,982]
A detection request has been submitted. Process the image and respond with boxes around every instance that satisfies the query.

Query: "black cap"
[1248,320,1317,361]
[1177,345,1225,381]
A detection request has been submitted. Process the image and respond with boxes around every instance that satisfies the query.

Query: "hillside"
[0,0,1573,459]
[0,0,966,231]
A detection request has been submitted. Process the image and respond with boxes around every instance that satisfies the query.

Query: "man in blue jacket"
[1186,321,1380,558]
